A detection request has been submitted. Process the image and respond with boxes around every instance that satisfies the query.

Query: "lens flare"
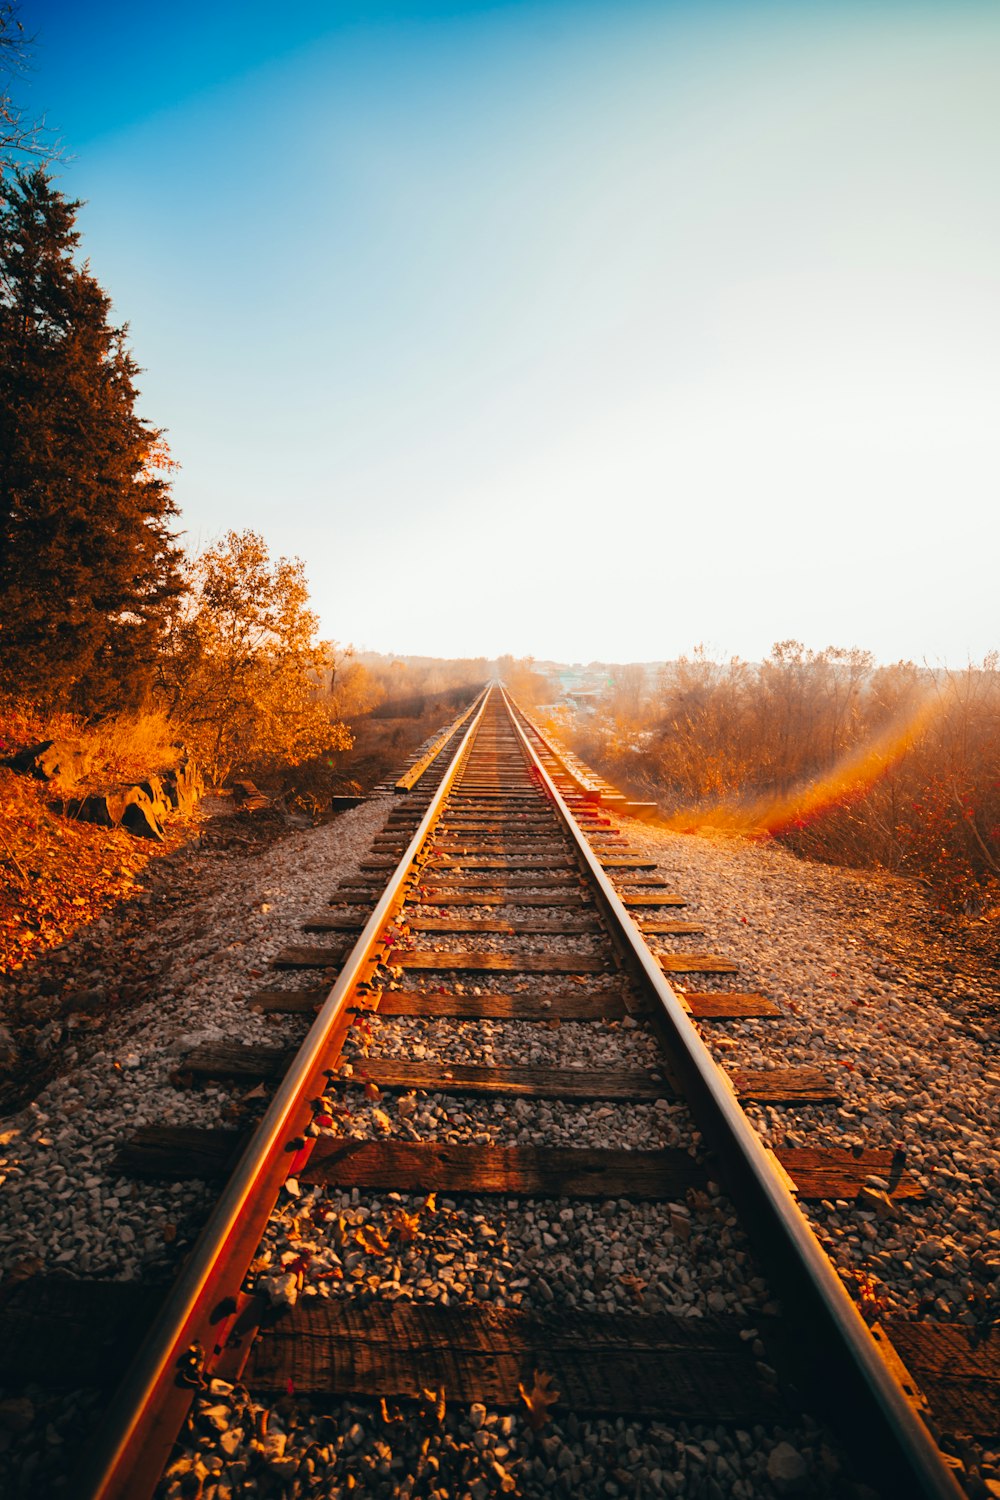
[660,695,939,840]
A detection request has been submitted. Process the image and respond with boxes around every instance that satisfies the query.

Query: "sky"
[13,0,1000,666]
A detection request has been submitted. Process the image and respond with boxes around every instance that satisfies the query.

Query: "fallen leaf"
[618,1274,647,1302]
[421,1386,446,1423]
[387,1208,421,1244]
[519,1368,560,1431]
[355,1225,390,1255]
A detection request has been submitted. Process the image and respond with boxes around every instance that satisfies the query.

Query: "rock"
[0,1023,19,1070]
[140,777,172,818]
[120,788,165,841]
[0,1397,36,1433]
[163,756,205,814]
[857,1186,897,1220]
[262,1431,287,1462]
[766,1441,808,1493]
[5,740,91,785]
[61,792,124,828]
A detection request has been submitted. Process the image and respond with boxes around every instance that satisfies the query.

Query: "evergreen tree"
[0,168,181,710]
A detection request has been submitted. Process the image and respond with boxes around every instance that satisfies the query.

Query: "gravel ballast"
[0,763,996,1497]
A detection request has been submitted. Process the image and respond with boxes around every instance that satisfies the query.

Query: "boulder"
[5,739,91,785]
[84,793,121,828]
[120,787,165,841]
[53,757,202,839]
[61,792,128,828]
[0,1023,19,1072]
[163,757,204,815]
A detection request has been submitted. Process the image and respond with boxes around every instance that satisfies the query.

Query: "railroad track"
[1,684,990,1497]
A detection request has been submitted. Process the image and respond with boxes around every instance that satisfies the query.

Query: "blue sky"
[15,0,1000,664]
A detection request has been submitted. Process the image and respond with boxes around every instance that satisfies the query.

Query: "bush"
[566,646,1000,913]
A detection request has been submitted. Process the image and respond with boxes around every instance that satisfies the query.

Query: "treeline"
[351,653,550,719]
[0,183,347,784]
[0,163,551,794]
[564,644,1000,912]
[0,167,389,787]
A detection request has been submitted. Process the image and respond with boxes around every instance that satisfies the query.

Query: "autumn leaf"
[618,1274,647,1302]
[387,1208,422,1244]
[421,1386,446,1423]
[363,1081,382,1102]
[519,1368,560,1430]
[355,1225,390,1256]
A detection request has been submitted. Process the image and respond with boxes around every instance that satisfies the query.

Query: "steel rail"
[395,683,489,792]
[502,687,964,1500]
[80,688,493,1500]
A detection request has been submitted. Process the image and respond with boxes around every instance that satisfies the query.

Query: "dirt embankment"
[0,775,308,1115]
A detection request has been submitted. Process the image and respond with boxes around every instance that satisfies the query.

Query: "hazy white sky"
[25,0,1000,665]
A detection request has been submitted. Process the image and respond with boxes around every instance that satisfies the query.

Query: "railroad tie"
[388,949,612,975]
[243,1300,788,1423]
[247,984,782,1021]
[112,1122,917,1206]
[5,1286,995,1443]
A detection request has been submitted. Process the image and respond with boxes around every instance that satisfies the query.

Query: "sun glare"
[662,694,940,840]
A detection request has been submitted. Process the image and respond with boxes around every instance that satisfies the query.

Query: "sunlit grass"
[662,696,940,839]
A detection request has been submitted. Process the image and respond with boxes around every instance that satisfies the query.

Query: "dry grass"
[564,650,1000,914]
[83,708,181,783]
[0,700,181,784]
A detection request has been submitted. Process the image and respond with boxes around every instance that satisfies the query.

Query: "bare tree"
[1,2,59,170]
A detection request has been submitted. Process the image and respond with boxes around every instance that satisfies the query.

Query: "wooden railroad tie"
[419,858,580,872]
[436,820,556,831]
[272,944,348,970]
[389,949,613,975]
[303,915,601,936]
[113,1126,922,1206]
[657,954,739,974]
[244,1301,788,1422]
[175,1050,838,1104]
[247,985,781,1021]
[401,892,591,908]
[1,1281,993,1439]
[414,844,577,856]
[413,872,580,887]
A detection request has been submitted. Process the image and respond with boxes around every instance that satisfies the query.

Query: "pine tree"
[0,168,181,710]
